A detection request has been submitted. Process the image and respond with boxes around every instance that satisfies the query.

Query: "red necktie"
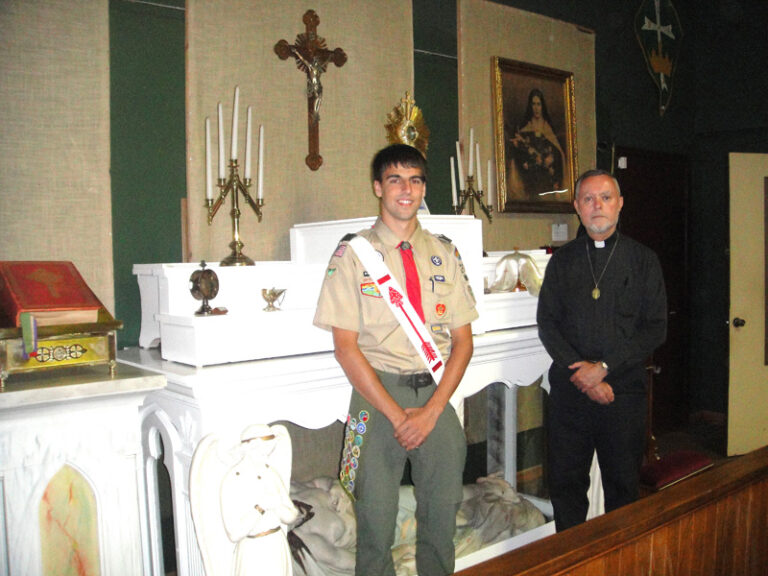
[399,241,425,323]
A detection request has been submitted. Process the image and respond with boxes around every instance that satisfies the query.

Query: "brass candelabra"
[454,174,493,222]
[206,159,264,266]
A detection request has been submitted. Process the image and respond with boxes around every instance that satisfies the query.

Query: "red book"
[0,261,103,327]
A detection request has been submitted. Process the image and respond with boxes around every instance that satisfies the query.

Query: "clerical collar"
[590,231,618,249]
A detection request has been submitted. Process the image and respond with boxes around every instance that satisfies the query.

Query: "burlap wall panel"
[0,0,114,312]
[458,0,595,252]
[187,1,414,263]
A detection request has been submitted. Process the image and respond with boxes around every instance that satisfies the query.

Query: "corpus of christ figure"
[275,9,347,171]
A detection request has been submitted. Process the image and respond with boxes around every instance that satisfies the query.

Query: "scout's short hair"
[574,169,622,199]
[371,144,427,183]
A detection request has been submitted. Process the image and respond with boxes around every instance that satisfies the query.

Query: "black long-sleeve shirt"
[537,232,667,395]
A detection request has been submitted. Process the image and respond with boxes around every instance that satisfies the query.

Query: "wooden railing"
[456,445,768,576]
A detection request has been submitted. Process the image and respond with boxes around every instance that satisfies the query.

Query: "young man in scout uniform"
[313,144,477,575]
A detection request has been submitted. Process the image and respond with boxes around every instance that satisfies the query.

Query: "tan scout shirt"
[313,217,478,374]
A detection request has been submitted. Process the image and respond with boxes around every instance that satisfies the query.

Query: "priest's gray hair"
[574,169,621,199]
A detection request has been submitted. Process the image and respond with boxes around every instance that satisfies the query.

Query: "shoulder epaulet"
[341,232,357,242]
[435,233,453,245]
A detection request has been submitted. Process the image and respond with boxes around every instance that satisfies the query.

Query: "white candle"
[244,106,253,180]
[476,143,482,190]
[450,156,458,207]
[468,128,475,177]
[455,141,465,185]
[217,103,225,179]
[230,85,239,161]
[257,124,265,200]
[487,159,494,207]
[205,117,213,199]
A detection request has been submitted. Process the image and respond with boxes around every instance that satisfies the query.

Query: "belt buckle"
[414,372,432,388]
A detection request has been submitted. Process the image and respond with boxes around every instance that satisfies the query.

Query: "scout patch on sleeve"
[360,281,382,298]
[333,243,347,258]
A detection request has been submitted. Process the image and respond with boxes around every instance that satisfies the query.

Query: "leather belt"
[400,371,434,389]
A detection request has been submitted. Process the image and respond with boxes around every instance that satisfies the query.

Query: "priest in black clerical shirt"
[537,168,667,532]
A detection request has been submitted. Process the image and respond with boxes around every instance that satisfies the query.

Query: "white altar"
[123,216,568,576]
[0,364,164,576]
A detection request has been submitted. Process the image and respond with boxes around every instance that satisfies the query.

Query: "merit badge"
[360,281,382,298]
[431,255,443,266]
[334,244,347,258]
[436,303,446,317]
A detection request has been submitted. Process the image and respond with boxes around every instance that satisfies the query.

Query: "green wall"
[110,0,185,348]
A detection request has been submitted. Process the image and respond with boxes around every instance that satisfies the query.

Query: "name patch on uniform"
[431,255,443,266]
[360,282,382,298]
[433,275,445,282]
[435,303,446,317]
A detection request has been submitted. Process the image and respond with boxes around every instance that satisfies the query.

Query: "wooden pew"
[456,445,768,576]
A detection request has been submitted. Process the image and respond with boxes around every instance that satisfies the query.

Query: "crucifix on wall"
[275,10,347,171]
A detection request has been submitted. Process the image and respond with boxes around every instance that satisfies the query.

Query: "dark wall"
[417,0,768,416]
[110,0,186,348]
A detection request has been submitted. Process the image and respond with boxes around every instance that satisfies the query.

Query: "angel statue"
[190,423,300,576]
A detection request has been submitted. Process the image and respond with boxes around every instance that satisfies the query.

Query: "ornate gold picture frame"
[492,57,578,213]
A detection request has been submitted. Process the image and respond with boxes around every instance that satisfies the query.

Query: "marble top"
[0,364,166,410]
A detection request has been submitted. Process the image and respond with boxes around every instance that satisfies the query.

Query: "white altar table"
[0,364,164,575]
[118,321,554,576]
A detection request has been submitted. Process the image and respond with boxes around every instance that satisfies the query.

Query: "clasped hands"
[393,406,439,451]
[569,361,614,405]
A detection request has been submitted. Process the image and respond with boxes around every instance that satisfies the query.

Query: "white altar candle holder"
[206,87,265,266]
[452,130,493,223]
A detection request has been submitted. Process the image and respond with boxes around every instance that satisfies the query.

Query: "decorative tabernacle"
[0,261,121,387]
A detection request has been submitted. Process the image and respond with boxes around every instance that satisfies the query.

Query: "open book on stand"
[0,261,121,387]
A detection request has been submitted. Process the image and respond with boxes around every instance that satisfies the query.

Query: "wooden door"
[728,153,768,455]
[614,147,690,434]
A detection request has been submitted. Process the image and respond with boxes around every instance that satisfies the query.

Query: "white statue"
[190,423,300,576]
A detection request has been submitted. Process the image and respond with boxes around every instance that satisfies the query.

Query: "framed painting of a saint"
[492,57,578,213]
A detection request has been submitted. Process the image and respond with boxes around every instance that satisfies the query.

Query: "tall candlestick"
[455,141,465,185]
[205,117,213,199]
[230,85,240,161]
[487,159,494,207]
[218,103,225,179]
[257,124,265,200]
[244,106,253,180]
[468,128,475,177]
[475,143,482,190]
[450,156,458,207]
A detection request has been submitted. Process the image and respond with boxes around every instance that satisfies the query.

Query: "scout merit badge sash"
[347,235,445,384]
